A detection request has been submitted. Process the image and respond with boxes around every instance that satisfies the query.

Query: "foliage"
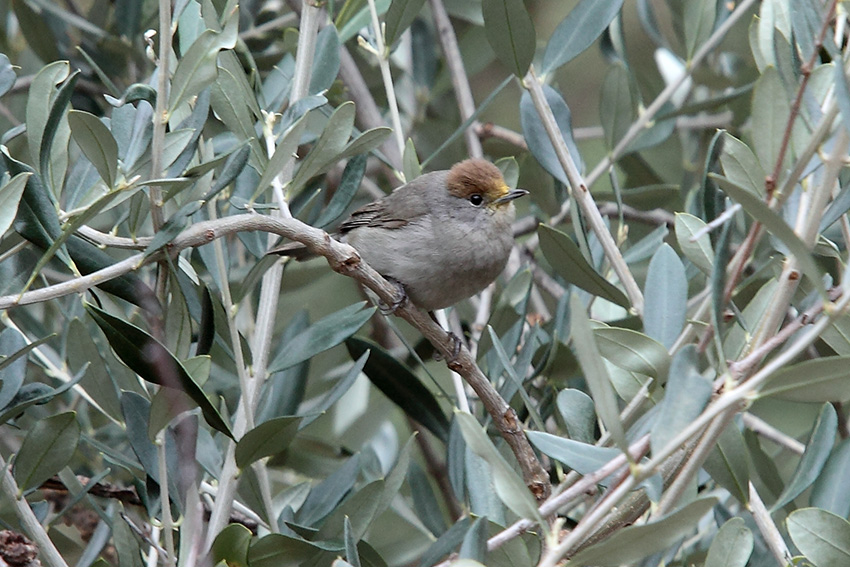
[2,0,850,566]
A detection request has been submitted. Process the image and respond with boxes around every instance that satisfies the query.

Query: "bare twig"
[748,481,792,566]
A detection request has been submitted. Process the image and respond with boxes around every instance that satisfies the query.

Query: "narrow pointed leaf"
[13,411,80,492]
[542,0,624,73]
[482,0,536,77]
[68,110,119,188]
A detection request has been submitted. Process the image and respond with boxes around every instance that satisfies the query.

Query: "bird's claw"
[378,278,408,315]
[435,332,463,365]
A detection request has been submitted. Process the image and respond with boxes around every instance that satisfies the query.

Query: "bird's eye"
[469,194,484,207]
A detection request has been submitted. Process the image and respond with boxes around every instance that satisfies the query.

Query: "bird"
[271,158,528,312]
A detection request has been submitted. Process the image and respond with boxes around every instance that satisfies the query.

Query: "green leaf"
[750,67,790,173]
[526,431,621,476]
[704,517,754,567]
[684,0,716,60]
[541,0,624,74]
[385,0,426,45]
[288,102,356,196]
[482,0,536,77]
[168,8,238,115]
[211,524,252,567]
[0,172,31,238]
[26,61,70,188]
[719,133,766,197]
[703,424,750,504]
[86,304,234,439]
[811,438,850,518]
[600,62,634,152]
[13,411,80,493]
[520,87,583,186]
[569,497,717,566]
[113,506,144,567]
[0,53,17,98]
[643,244,687,350]
[268,302,376,373]
[346,337,450,443]
[556,389,596,445]
[459,516,487,561]
[39,70,79,189]
[248,534,330,567]
[650,345,712,457]
[315,154,367,228]
[455,411,544,525]
[254,105,317,198]
[402,138,421,183]
[711,174,825,295]
[297,454,361,526]
[67,110,119,189]
[235,416,302,468]
[309,26,341,95]
[787,508,850,567]
[300,351,369,429]
[759,356,850,402]
[0,371,84,426]
[593,326,671,380]
[570,295,628,453]
[538,224,629,308]
[674,213,714,275]
[772,403,837,511]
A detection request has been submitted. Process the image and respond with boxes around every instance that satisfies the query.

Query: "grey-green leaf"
[759,356,850,402]
[539,224,630,308]
[556,389,596,444]
[674,213,714,275]
[235,416,302,468]
[13,411,80,492]
[385,0,427,46]
[482,0,536,77]
[643,244,687,350]
[787,508,850,567]
[542,0,624,74]
[526,431,621,475]
[811,438,850,518]
[68,110,119,188]
[0,172,31,238]
[704,517,754,567]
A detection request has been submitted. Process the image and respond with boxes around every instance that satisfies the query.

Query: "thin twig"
[748,481,792,567]
[742,413,805,455]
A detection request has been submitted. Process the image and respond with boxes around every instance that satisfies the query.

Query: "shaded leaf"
[539,224,629,308]
[556,388,596,445]
[520,87,583,185]
[674,213,714,274]
[211,524,252,567]
[750,67,790,173]
[600,62,634,152]
[594,327,671,380]
[703,424,750,504]
[385,0,426,45]
[13,411,80,492]
[0,54,16,98]
[269,302,376,373]
[310,26,341,95]
[236,416,302,468]
[86,304,233,439]
[315,153,368,228]
[68,110,119,188]
[482,0,536,77]
[569,497,717,566]
[527,431,621,475]
[811,438,850,518]
[0,172,30,237]
[760,356,850,402]
[346,337,449,443]
[719,132,765,197]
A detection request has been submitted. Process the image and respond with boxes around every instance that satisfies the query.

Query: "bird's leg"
[428,310,463,362]
[377,277,408,315]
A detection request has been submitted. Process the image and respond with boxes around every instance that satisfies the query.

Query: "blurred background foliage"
[2,0,850,566]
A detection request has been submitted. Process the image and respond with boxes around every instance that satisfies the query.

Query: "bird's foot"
[378,278,408,315]
[434,331,464,366]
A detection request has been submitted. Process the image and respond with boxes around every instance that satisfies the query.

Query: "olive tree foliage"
[2,0,850,565]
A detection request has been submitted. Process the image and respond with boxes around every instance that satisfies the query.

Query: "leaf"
[0,371,84,426]
[268,302,376,373]
[711,174,825,295]
[593,327,671,380]
[315,154,367,228]
[211,524,252,567]
[385,0,426,46]
[538,224,629,308]
[254,106,316,198]
[482,0,536,77]
[288,102,356,196]
[750,67,790,173]
[300,351,369,429]
[541,0,624,74]
[168,8,238,114]
[520,87,583,185]
[86,304,234,439]
[526,431,621,475]
[570,295,628,452]
[0,53,16,98]
[643,244,687,350]
[13,411,80,493]
[650,345,712,457]
[772,403,837,511]
[68,110,119,188]
[719,133,766,197]
[674,213,714,274]
[787,508,850,567]
[297,454,361,526]
[455,411,543,525]
[703,424,750,505]
[39,70,79,188]
[459,516,487,562]
[556,388,596,445]
[0,172,31,241]
[568,497,717,566]
[235,416,302,468]
[811,438,850,518]
[684,0,716,60]
[346,337,450,443]
[759,356,850,402]
[704,517,754,567]
[248,534,329,567]
[309,26,341,95]
[600,62,634,152]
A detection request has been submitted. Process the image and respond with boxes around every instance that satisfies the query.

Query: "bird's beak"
[494,188,529,205]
